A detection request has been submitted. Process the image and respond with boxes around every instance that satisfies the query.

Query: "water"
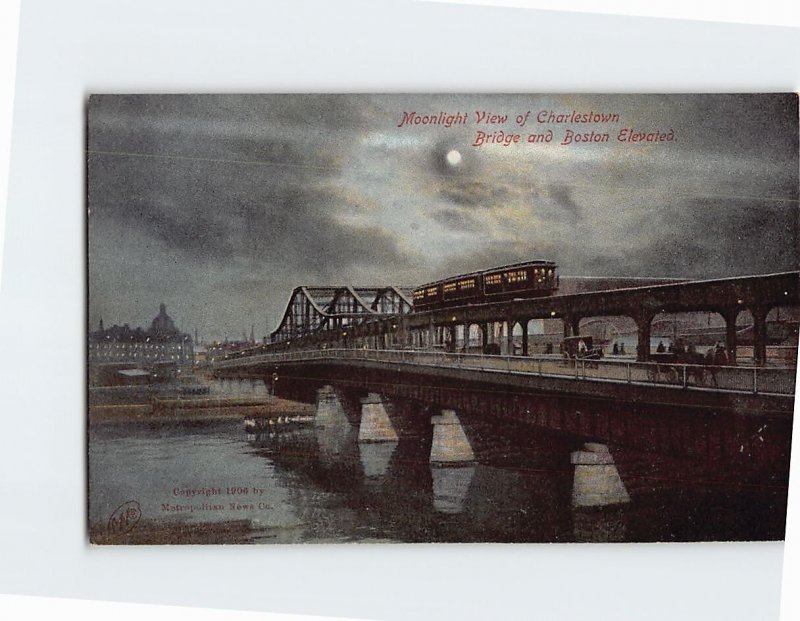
[88,406,789,544]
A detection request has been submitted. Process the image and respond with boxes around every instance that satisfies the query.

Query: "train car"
[482,261,558,302]
[412,260,558,311]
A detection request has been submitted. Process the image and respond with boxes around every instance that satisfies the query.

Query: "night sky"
[87,94,799,342]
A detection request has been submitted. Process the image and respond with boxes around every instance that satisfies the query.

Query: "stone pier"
[430,409,475,466]
[315,385,350,429]
[358,393,399,443]
[570,442,631,508]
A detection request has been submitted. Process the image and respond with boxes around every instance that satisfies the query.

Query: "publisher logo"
[107,500,142,536]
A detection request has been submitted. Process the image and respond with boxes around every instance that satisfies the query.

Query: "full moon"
[446,149,462,166]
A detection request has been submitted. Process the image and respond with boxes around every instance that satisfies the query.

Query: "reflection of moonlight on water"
[446,149,462,166]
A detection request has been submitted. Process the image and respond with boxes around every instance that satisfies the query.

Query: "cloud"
[86,94,799,339]
[545,184,582,223]
[429,208,481,233]
[438,179,513,209]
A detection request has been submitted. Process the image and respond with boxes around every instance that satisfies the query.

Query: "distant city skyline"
[88,94,799,341]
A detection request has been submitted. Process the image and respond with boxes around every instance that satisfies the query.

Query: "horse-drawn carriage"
[646,345,729,387]
[562,336,604,366]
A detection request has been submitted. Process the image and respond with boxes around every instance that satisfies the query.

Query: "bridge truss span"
[271,285,413,343]
[264,271,799,367]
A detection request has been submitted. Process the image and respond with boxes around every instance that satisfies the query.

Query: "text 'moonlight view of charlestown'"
[87,93,799,545]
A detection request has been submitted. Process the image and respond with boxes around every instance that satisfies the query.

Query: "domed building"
[89,303,193,368]
[150,303,180,338]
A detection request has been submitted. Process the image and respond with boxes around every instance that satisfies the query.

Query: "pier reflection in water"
[88,394,789,544]
[431,466,475,514]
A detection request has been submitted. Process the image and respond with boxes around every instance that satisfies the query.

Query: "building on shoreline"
[89,303,194,367]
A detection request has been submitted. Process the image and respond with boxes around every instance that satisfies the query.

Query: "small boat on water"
[244,414,315,434]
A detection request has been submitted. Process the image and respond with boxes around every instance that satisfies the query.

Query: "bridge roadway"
[213,347,797,415]
[269,271,800,366]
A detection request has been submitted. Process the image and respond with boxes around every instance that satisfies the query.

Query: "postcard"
[87,93,799,544]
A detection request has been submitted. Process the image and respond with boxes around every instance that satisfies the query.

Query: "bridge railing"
[214,348,797,396]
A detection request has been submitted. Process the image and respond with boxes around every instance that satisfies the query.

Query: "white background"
[1,1,798,620]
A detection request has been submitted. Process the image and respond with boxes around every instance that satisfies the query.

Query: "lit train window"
[504,269,527,283]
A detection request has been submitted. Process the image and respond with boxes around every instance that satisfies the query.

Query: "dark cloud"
[87,94,799,340]
[88,97,414,336]
[429,208,481,233]
[683,93,799,162]
[545,184,582,224]
[438,179,512,209]
[574,198,798,278]
[88,154,411,277]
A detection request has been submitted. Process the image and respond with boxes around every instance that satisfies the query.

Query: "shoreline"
[89,396,315,425]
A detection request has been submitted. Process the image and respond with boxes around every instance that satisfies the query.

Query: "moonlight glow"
[446,150,462,166]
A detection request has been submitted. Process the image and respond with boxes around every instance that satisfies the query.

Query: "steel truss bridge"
[270,286,412,343]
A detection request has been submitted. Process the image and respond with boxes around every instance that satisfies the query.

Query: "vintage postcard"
[87,93,798,544]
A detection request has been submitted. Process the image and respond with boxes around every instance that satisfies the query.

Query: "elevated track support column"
[430,410,475,466]
[722,307,740,365]
[447,325,457,351]
[563,313,581,338]
[633,309,656,362]
[751,305,770,366]
[521,318,529,356]
[571,443,631,508]
[358,393,399,443]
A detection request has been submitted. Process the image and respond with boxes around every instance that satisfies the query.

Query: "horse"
[676,348,728,387]
[647,347,728,387]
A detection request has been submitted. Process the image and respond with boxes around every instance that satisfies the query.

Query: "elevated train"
[412,260,559,311]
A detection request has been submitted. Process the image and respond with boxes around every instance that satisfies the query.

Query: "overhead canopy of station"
[271,286,413,343]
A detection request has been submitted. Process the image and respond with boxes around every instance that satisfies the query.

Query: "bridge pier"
[315,385,350,429]
[570,442,631,508]
[430,409,475,466]
[358,393,399,442]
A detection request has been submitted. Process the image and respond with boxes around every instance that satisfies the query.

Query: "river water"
[88,398,788,544]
